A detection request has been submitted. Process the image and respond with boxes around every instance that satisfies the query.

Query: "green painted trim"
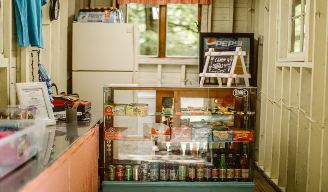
[102,181,255,192]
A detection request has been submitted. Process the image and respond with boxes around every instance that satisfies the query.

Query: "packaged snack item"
[171,127,192,142]
[233,131,253,141]
[104,127,128,140]
[151,127,171,141]
[213,131,233,141]
[104,105,114,116]
[192,128,212,142]
[112,105,126,116]
[126,104,148,116]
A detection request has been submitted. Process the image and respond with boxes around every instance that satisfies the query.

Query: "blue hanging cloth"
[14,0,48,48]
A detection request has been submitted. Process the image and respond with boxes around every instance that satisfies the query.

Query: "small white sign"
[233,89,249,98]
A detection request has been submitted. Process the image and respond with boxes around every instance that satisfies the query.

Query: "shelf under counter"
[102,181,255,192]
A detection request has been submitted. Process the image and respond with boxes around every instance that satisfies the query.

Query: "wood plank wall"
[256,0,328,191]
[1,0,69,105]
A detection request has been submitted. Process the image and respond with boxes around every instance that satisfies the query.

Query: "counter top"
[0,111,103,192]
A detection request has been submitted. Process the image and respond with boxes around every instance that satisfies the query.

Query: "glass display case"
[102,85,256,192]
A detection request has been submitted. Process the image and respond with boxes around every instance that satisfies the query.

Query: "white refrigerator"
[72,23,139,113]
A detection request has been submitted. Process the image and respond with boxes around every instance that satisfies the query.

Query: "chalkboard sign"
[199,47,251,87]
[207,55,235,73]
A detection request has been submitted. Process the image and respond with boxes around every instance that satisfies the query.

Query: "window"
[166,4,198,57]
[128,4,159,56]
[128,4,199,57]
[289,0,306,53]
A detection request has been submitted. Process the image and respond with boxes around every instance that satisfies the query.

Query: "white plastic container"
[0,120,46,178]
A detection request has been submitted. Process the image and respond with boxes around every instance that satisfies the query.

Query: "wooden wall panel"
[233,0,247,33]
[254,0,263,163]
[306,0,327,191]
[286,67,300,192]
[295,68,311,192]
[211,0,233,32]
[277,67,290,188]
[263,0,277,174]
[270,67,282,180]
[258,0,270,168]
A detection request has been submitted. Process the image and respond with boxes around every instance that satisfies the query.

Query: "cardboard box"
[104,105,126,116]
[126,104,148,116]
[104,105,114,116]
[104,127,128,140]
[171,127,192,142]
[233,131,253,141]
[151,127,171,141]
[192,128,212,142]
[213,131,233,141]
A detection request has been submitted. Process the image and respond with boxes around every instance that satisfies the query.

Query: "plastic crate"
[0,120,46,178]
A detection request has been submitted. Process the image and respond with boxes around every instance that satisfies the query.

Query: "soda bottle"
[162,142,168,156]
[191,143,198,160]
[204,163,212,182]
[168,143,173,156]
[241,154,249,182]
[213,150,218,166]
[185,143,192,159]
[169,161,179,181]
[160,160,169,181]
[212,158,219,182]
[198,142,206,161]
[188,163,196,182]
[178,163,187,181]
[204,142,209,162]
[234,154,241,182]
[219,154,227,182]
[172,142,181,156]
[226,153,234,182]
[196,163,204,182]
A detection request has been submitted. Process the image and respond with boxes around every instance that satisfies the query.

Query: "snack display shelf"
[115,139,252,143]
[108,112,255,117]
[116,155,244,162]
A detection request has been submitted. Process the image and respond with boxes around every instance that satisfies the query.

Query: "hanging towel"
[14,0,48,48]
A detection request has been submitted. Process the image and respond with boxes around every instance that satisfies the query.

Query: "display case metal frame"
[102,85,256,191]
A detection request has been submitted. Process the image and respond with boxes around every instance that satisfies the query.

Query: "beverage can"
[140,161,149,182]
[141,161,149,169]
[150,162,159,182]
[109,165,116,181]
[133,165,140,181]
[116,165,124,181]
[124,165,133,181]
[178,164,187,181]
